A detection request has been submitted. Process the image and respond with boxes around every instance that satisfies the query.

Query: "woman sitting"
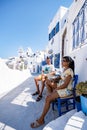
[30,56,75,128]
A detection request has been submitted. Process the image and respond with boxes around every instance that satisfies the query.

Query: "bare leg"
[45,79,52,93]
[37,91,59,123]
[39,79,45,96]
[36,78,46,101]
[34,77,40,93]
[46,79,57,94]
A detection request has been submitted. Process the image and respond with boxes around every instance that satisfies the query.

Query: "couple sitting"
[31,56,75,128]
[32,56,55,101]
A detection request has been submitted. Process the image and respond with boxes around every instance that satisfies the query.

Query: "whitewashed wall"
[66,0,87,81]
[47,6,68,54]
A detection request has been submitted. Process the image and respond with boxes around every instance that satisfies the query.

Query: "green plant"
[76,81,87,96]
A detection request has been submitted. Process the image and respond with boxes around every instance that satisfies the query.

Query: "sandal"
[36,95,42,102]
[30,119,44,128]
[32,91,39,96]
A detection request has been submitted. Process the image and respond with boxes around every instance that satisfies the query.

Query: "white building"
[47,6,68,69]
[27,50,46,73]
[47,0,87,81]
[63,0,87,81]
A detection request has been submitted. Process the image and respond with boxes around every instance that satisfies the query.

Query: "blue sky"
[0,0,73,58]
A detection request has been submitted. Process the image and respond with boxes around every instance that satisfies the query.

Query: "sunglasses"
[62,59,67,62]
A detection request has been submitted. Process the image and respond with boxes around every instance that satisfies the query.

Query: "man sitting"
[32,56,55,101]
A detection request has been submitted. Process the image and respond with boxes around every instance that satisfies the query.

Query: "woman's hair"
[46,56,50,59]
[63,56,75,73]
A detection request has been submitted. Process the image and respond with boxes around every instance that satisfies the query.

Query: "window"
[72,1,86,49]
[49,33,51,40]
[52,27,55,36]
[48,22,59,41]
[54,53,60,68]
[55,22,59,34]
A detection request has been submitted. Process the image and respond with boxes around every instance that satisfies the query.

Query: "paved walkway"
[0,76,58,130]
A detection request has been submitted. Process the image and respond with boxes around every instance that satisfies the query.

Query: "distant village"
[5,47,47,73]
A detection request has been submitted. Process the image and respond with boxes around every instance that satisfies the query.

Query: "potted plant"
[76,81,87,114]
[76,81,87,96]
